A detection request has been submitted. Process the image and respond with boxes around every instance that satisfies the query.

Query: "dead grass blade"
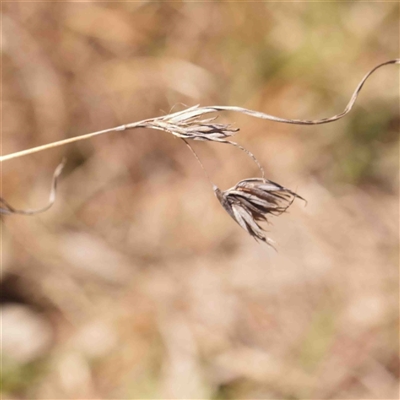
[209,59,400,125]
[0,159,66,215]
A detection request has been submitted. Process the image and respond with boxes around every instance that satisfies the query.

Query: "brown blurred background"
[1,2,399,399]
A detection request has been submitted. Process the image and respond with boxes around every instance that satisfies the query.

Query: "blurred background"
[1,1,399,399]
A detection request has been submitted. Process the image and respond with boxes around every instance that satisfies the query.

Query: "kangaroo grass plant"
[1,59,398,246]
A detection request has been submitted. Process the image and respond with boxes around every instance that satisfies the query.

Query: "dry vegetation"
[1,2,399,399]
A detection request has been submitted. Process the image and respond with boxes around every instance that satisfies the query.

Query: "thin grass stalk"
[1,59,398,163]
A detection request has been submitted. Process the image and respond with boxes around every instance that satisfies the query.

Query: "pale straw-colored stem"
[0,123,142,162]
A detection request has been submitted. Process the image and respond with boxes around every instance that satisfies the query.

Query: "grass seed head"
[214,178,305,246]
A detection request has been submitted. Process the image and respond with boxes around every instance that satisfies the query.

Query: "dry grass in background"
[1,2,399,399]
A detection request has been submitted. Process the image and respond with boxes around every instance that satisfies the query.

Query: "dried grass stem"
[1,59,398,163]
